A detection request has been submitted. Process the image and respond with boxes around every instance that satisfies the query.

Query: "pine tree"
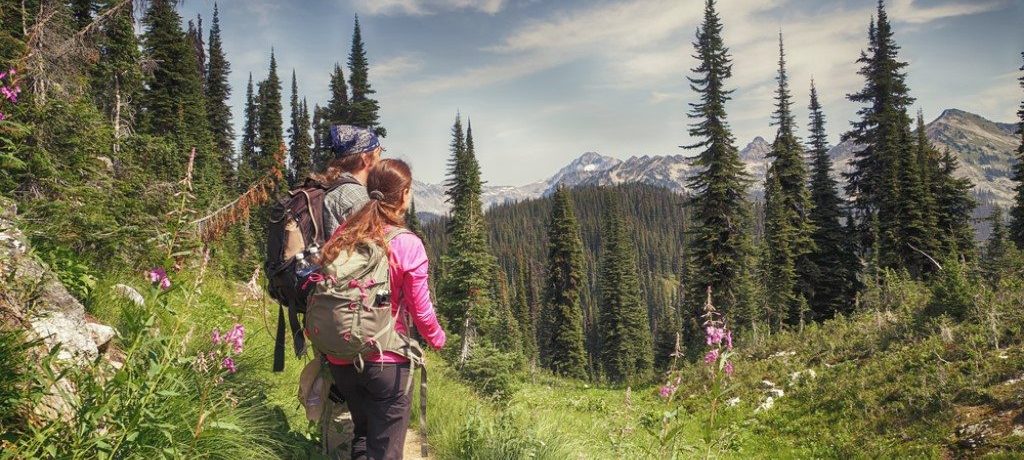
[205,3,234,184]
[185,16,206,85]
[805,81,856,318]
[843,1,923,275]
[894,111,940,276]
[598,198,653,383]
[763,34,815,326]
[71,0,94,29]
[984,206,1011,284]
[311,104,329,170]
[540,186,589,379]
[406,199,424,237]
[684,0,751,326]
[346,15,385,137]
[256,50,283,174]
[438,115,499,356]
[923,122,976,259]
[326,63,350,125]
[238,73,259,190]
[513,261,539,363]
[1009,52,1024,248]
[90,0,143,146]
[140,0,217,189]
[287,71,313,185]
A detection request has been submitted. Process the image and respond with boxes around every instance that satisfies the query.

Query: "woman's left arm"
[396,234,446,350]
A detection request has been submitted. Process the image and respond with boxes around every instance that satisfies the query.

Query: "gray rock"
[86,322,117,352]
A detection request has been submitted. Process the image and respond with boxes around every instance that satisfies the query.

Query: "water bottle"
[295,247,320,278]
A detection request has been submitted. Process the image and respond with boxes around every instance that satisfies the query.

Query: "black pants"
[328,363,411,460]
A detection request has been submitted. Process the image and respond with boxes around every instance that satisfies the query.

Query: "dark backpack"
[266,176,360,372]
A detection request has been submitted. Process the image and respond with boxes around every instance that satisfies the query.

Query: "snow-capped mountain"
[413,109,1019,216]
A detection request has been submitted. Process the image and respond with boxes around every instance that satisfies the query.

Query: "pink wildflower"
[224,323,244,354]
[724,330,733,350]
[0,113,5,121]
[211,328,222,345]
[704,348,720,365]
[723,361,734,377]
[221,356,237,373]
[705,326,725,345]
[148,267,171,290]
[659,384,676,399]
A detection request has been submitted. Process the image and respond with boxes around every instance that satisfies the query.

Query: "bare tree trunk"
[113,75,121,154]
[458,315,473,367]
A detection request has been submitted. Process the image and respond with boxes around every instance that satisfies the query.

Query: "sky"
[176,0,1024,186]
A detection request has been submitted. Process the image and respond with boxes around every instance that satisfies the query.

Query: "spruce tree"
[311,104,329,170]
[346,16,385,137]
[894,111,940,276]
[71,0,93,29]
[238,73,259,190]
[540,186,589,379]
[186,15,205,84]
[763,34,815,326]
[1010,52,1024,248]
[805,81,856,318]
[406,199,424,237]
[140,0,217,189]
[514,261,539,363]
[205,3,234,184]
[288,71,313,185]
[843,1,924,275]
[984,206,1017,284]
[438,116,499,353]
[598,198,653,383]
[922,121,976,259]
[256,50,283,174]
[326,63,350,125]
[684,0,751,325]
[91,0,143,143]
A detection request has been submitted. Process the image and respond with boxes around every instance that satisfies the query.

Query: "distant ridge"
[412,109,1019,215]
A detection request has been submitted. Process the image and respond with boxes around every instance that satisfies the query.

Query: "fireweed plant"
[652,288,739,459]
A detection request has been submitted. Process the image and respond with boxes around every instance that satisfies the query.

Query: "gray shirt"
[322,173,370,238]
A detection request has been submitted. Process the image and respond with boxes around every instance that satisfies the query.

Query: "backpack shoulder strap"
[384,227,412,244]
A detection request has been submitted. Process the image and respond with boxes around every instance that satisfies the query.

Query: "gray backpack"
[304,227,429,456]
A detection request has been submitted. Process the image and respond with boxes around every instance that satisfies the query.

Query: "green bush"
[459,343,519,402]
[0,328,41,438]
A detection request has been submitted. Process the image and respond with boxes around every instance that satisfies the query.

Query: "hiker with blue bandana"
[313,125,385,237]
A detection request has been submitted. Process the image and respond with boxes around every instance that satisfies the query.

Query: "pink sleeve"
[392,233,446,350]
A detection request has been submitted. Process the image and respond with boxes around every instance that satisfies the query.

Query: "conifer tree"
[514,261,538,362]
[894,111,940,276]
[346,16,385,137]
[71,0,93,29]
[684,0,751,323]
[922,122,975,259]
[326,63,350,125]
[540,186,589,379]
[1009,52,1024,247]
[205,3,234,184]
[438,116,499,354]
[238,72,258,190]
[984,206,1016,284]
[140,0,217,188]
[406,199,423,237]
[843,1,922,274]
[186,15,205,84]
[805,81,856,318]
[256,50,283,174]
[763,34,815,326]
[598,198,653,383]
[311,104,329,170]
[91,0,143,144]
[288,71,313,185]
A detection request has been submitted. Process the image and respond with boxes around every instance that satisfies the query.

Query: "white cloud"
[888,0,1004,24]
[373,55,425,79]
[353,0,505,16]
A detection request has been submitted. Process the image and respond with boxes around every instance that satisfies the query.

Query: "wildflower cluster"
[700,288,734,379]
[195,324,245,375]
[148,267,172,290]
[0,68,20,120]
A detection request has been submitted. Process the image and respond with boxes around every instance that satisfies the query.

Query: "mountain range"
[412,109,1020,217]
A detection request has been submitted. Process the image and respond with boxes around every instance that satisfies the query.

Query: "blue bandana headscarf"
[330,125,381,158]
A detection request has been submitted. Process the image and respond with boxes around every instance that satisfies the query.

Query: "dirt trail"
[403,429,429,459]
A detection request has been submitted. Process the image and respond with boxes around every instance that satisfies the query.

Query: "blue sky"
[176,0,1023,185]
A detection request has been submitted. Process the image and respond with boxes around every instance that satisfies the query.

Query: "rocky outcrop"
[0,196,116,420]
